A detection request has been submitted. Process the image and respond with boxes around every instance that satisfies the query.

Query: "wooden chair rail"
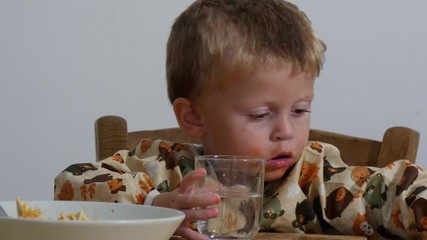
[95,115,419,167]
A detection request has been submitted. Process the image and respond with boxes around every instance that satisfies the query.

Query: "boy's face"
[194,62,314,182]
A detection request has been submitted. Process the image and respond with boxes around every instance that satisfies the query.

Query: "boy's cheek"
[249,148,263,157]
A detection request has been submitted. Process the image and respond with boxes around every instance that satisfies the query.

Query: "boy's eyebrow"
[301,94,314,101]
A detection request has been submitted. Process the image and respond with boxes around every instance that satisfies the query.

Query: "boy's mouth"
[266,152,294,169]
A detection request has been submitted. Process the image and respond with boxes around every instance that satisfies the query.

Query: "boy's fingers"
[175,226,208,240]
[179,168,206,193]
[195,182,221,194]
[182,206,219,222]
[177,192,220,210]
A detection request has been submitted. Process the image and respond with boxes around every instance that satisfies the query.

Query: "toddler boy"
[55,0,427,239]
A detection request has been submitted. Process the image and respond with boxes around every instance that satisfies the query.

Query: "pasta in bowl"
[15,197,89,220]
[0,199,185,240]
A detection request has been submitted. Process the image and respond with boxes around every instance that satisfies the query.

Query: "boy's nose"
[271,117,294,141]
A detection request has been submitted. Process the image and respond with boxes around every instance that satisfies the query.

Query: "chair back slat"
[95,115,419,167]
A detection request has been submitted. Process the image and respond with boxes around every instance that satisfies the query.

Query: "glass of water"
[195,155,265,240]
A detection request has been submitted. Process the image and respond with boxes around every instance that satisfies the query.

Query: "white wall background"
[1,0,426,201]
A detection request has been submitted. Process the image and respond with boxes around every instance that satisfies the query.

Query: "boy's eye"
[292,109,311,116]
[249,113,270,120]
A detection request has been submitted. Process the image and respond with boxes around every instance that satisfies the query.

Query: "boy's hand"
[152,168,220,240]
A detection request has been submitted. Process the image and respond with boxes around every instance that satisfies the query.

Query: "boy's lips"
[266,152,294,169]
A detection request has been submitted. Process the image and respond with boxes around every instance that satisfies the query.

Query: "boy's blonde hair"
[166,0,326,104]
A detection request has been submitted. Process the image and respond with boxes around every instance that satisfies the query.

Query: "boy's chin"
[264,168,288,182]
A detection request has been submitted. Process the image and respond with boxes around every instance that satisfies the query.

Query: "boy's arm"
[54,139,219,240]
[54,139,196,205]
[54,150,157,204]
[318,143,427,239]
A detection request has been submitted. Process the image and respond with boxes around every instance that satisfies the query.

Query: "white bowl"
[0,200,185,240]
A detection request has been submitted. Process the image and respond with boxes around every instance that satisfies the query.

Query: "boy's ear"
[172,97,204,138]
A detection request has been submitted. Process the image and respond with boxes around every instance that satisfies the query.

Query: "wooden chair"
[95,115,420,167]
